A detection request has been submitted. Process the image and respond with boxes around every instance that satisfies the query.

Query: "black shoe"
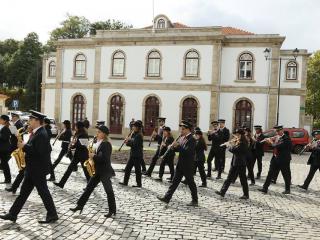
[141,170,147,175]
[187,201,198,207]
[206,175,211,179]
[199,184,207,188]
[256,174,261,179]
[271,180,276,184]
[216,176,222,180]
[157,196,169,204]
[5,187,16,194]
[258,188,268,194]
[181,180,187,185]
[166,177,172,180]
[249,182,255,186]
[155,178,163,182]
[132,185,142,188]
[104,212,116,218]
[70,206,83,214]
[118,182,128,186]
[282,190,290,194]
[47,176,56,182]
[212,169,217,172]
[239,195,249,200]
[167,180,173,183]
[0,213,17,222]
[38,215,58,224]
[0,180,11,184]
[298,185,307,190]
[215,191,225,197]
[53,182,63,189]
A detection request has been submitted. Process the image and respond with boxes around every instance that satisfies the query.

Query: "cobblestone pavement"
[0,141,320,240]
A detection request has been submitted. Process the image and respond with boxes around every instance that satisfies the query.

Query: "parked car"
[48,118,58,136]
[263,127,310,154]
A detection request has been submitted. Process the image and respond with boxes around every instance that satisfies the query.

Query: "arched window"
[48,61,56,77]
[147,51,161,77]
[109,94,124,134]
[72,95,86,128]
[74,54,86,77]
[144,96,160,135]
[185,50,199,77]
[182,98,198,128]
[239,53,254,80]
[112,51,125,77]
[286,61,297,80]
[157,19,166,29]
[234,100,252,130]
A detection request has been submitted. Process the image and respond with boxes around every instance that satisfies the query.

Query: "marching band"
[0,109,319,224]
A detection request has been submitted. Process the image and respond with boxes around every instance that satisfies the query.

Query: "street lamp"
[264,47,300,126]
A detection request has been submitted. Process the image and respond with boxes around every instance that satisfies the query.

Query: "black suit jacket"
[219,127,230,151]
[229,142,248,167]
[208,130,224,152]
[72,132,89,162]
[0,126,11,154]
[126,132,143,159]
[272,134,292,165]
[175,134,196,176]
[253,133,265,157]
[59,129,72,150]
[195,139,206,162]
[23,127,51,175]
[44,125,53,152]
[93,141,114,178]
[307,141,320,167]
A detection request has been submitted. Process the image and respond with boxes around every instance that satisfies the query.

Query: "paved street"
[0,140,320,240]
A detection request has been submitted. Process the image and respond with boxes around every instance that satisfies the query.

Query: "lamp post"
[264,48,299,125]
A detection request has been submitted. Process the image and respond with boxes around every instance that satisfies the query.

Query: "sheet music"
[9,125,18,135]
[79,138,89,147]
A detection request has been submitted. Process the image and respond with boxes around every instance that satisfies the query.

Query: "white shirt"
[94,139,103,153]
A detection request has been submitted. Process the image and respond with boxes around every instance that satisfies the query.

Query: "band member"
[70,125,116,218]
[298,130,320,190]
[54,121,90,189]
[83,117,90,130]
[252,125,265,179]
[145,117,166,177]
[52,120,72,169]
[244,127,255,185]
[215,129,249,199]
[119,120,144,187]
[155,127,175,182]
[157,120,198,206]
[218,119,230,173]
[44,118,55,181]
[0,110,58,223]
[5,124,32,194]
[0,115,12,184]
[10,112,24,152]
[258,126,292,194]
[129,118,135,131]
[194,129,207,187]
[207,121,223,179]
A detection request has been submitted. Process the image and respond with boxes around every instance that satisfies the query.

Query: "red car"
[263,128,310,154]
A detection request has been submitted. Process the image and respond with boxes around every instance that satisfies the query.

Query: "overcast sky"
[1,0,319,52]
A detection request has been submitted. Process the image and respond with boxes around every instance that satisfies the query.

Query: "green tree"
[90,19,132,35]
[306,51,320,128]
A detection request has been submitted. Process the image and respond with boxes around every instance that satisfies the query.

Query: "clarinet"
[118,130,134,151]
[159,135,182,160]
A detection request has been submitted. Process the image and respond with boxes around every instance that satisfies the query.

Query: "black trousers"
[194,161,207,185]
[253,154,263,176]
[146,147,160,175]
[246,155,255,184]
[263,158,291,191]
[221,149,226,171]
[123,157,142,186]
[77,174,116,213]
[48,151,55,179]
[164,169,198,202]
[9,171,57,218]
[11,169,25,191]
[59,158,90,187]
[0,153,11,182]
[221,165,249,197]
[52,148,68,169]
[207,149,217,177]
[303,165,320,189]
[141,158,146,172]
[159,154,174,180]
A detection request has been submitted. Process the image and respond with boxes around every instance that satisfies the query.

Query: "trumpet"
[84,137,96,177]
[159,135,181,160]
[299,139,319,155]
[220,134,239,147]
[118,130,134,151]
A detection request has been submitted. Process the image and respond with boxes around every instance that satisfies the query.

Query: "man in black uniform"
[157,120,198,206]
[207,121,223,179]
[258,125,292,194]
[0,115,12,184]
[0,110,58,223]
[252,125,265,179]
[218,119,230,173]
[298,130,320,190]
[145,117,166,177]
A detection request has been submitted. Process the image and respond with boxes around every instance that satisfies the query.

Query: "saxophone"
[11,127,27,170]
[84,137,96,177]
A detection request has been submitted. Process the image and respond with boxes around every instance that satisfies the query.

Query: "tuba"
[11,127,27,171]
[84,137,96,177]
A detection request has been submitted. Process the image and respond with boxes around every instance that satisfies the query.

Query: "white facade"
[41,14,310,136]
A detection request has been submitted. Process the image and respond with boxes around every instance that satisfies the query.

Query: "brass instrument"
[118,130,134,151]
[159,135,182,160]
[84,137,96,177]
[220,134,240,147]
[11,127,27,170]
[299,138,319,155]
